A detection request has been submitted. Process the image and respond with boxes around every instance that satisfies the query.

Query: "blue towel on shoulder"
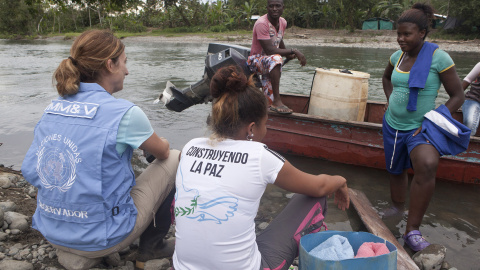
[421,104,471,156]
[407,42,439,111]
[308,235,354,261]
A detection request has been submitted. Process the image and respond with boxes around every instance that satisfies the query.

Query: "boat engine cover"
[161,47,253,112]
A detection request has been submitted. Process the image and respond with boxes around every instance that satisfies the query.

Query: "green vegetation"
[0,0,478,39]
[430,30,479,41]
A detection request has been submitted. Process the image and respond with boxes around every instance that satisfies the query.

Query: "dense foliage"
[446,0,480,34]
[0,0,477,37]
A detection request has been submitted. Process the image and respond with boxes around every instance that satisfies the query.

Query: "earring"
[247,133,254,141]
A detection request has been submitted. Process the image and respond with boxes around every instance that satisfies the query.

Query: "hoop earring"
[247,133,254,141]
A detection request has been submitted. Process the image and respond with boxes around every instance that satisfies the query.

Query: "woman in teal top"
[385,49,455,130]
[381,3,464,252]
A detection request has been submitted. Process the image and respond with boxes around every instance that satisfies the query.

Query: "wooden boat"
[348,188,419,270]
[264,93,480,185]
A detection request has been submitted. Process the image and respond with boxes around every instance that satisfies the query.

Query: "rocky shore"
[0,157,179,270]
[0,158,458,270]
[0,153,297,270]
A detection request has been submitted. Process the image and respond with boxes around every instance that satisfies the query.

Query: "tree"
[446,0,480,34]
[0,0,38,35]
[374,0,403,20]
[241,1,257,27]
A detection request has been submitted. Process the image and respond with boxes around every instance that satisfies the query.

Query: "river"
[0,39,479,269]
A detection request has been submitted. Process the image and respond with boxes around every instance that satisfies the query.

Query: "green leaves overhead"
[1,0,477,36]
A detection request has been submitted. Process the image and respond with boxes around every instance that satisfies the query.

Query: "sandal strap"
[405,230,423,238]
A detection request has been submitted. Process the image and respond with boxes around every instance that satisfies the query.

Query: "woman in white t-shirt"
[172,65,350,270]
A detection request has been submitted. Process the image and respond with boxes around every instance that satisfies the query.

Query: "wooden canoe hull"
[264,94,480,184]
[349,188,419,270]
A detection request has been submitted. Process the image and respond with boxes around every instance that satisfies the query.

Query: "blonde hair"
[53,30,125,96]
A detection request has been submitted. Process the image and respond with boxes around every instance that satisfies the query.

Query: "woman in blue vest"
[381,4,464,252]
[21,30,179,269]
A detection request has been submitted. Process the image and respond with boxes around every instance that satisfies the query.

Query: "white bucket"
[308,68,370,122]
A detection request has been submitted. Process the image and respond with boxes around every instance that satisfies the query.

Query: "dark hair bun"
[412,3,435,20]
[210,66,248,98]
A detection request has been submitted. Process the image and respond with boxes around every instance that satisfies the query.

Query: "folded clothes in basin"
[308,235,354,261]
[355,242,390,258]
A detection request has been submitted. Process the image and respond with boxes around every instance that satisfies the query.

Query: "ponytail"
[53,57,80,96]
[53,30,124,96]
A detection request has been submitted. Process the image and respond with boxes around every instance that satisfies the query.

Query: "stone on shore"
[4,211,29,231]
[105,252,123,267]
[25,185,37,198]
[56,249,102,270]
[0,201,17,212]
[0,231,7,240]
[412,244,447,270]
[144,258,170,270]
[116,261,135,270]
[0,260,34,270]
[0,173,18,189]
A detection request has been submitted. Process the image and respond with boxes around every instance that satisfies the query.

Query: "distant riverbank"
[106,27,480,53]
[39,27,480,53]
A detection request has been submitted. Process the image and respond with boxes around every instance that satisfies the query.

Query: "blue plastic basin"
[299,231,397,270]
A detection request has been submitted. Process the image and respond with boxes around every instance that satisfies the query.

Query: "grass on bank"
[0,25,252,40]
[1,26,478,42]
[429,30,479,41]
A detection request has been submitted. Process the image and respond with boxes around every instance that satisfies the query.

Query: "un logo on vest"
[36,146,76,192]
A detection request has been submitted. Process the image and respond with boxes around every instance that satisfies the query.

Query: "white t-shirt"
[172,138,285,269]
[464,62,480,83]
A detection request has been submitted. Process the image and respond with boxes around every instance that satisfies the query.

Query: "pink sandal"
[403,230,430,252]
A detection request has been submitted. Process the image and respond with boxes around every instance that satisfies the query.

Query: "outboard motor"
[157,43,253,112]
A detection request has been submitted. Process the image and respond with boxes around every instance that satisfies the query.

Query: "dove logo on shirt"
[175,163,238,224]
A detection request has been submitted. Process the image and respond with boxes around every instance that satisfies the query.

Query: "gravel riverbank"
[0,152,297,270]
[0,154,178,270]
[123,27,480,53]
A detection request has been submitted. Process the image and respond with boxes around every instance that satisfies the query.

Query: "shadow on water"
[258,154,480,269]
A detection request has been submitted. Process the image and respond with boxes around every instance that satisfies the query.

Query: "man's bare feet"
[269,104,293,114]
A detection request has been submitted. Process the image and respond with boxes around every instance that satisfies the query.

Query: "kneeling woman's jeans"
[462,99,480,135]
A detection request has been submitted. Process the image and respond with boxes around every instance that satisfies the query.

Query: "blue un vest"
[21,83,137,251]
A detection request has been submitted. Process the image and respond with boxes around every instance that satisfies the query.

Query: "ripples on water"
[0,39,479,268]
